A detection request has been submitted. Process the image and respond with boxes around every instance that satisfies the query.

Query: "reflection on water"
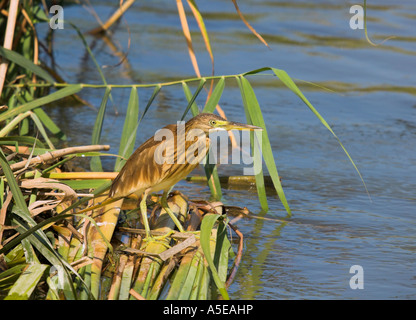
[41,0,416,299]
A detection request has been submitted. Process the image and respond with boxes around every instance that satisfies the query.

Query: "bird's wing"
[109,124,209,198]
[109,126,172,198]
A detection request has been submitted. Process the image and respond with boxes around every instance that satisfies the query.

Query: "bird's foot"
[142,230,175,245]
[152,230,175,242]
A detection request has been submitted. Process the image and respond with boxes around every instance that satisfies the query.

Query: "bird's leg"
[161,189,185,233]
[140,189,152,239]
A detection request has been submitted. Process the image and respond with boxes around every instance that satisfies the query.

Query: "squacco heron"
[108,113,261,238]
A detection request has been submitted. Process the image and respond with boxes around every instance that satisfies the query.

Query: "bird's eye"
[210,120,216,126]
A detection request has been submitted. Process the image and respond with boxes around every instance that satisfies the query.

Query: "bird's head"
[185,113,262,133]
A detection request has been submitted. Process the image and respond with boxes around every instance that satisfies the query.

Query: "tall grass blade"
[115,87,139,172]
[119,256,134,300]
[176,0,201,77]
[0,150,29,212]
[29,112,55,149]
[18,89,66,140]
[198,77,225,200]
[204,158,222,200]
[0,85,83,122]
[200,214,229,300]
[33,107,67,140]
[0,151,91,299]
[0,111,33,138]
[181,78,206,120]
[189,255,204,300]
[182,81,200,116]
[71,24,107,87]
[0,136,45,149]
[0,46,55,83]
[9,212,77,300]
[269,67,370,199]
[202,77,225,113]
[230,0,270,48]
[90,87,111,172]
[236,76,268,211]
[197,264,210,300]
[212,221,230,284]
[114,85,161,173]
[0,177,4,206]
[177,252,203,300]
[238,75,291,215]
[139,85,161,124]
[0,264,27,294]
[4,264,48,300]
[186,0,214,74]
[240,67,368,198]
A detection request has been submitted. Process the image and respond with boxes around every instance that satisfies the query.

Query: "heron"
[108,112,262,238]
[83,112,261,297]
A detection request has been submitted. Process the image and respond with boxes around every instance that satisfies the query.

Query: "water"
[39,0,416,299]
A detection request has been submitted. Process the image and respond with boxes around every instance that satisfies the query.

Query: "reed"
[0,0,367,300]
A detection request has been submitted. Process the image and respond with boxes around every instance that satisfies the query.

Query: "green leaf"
[19,89,66,141]
[202,76,225,113]
[0,264,27,293]
[136,84,162,125]
[4,264,48,300]
[33,107,67,140]
[0,150,81,299]
[177,252,203,300]
[0,85,83,122]
[113,85,161,173]
[0,136,46,149]
[140,85,161,123]
[90,87,111,171]
[29,112,55,149]
[20,118,29,136]
[235,76,268,211]
[182,79,224,200]
[0,46,54,83]
[213,220,231,284]
[187,0,214,66]
[0,177,4,206]
[70,24,108,87]
[204,157,222,200]
[57,179,111,190]
[0,149,29,212]
[238,75,291,215]
[181,78,206,120]
[269,67,370,199]
[189,255,205,299]
[182,80,223,200]
[182,81,201,116]
[41,155,76,175]
[115,87,139,172]
[241,67,369,198]
[119,260,134,300]
[200,214,229,300]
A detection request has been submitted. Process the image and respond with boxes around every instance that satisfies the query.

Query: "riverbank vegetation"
[0,1,362,300]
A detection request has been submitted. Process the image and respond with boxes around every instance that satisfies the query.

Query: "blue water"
[39,0,416,299]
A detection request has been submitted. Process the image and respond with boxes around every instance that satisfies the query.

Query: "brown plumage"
[93,112,261,240]
[85,113,261,295]
[109,113,228,199]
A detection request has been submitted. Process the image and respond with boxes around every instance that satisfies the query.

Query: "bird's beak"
[221,120,263,131]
